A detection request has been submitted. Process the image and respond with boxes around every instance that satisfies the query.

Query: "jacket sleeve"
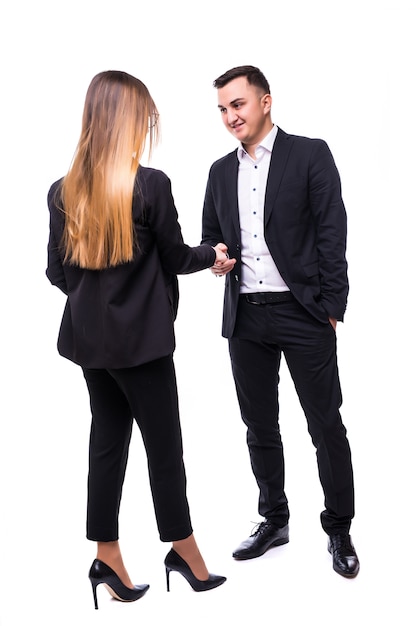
[144,170,216,274]
[46,181,68,295]
[201,170,224,247]
[308,140,348,320]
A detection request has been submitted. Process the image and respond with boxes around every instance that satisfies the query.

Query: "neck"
[243,122,274,159]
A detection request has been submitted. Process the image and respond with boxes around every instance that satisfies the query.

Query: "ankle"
[172,536,209,580]
[96,541,134,589]
[97,541,121,564]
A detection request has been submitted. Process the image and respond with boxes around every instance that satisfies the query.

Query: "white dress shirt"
[237,125,290,294]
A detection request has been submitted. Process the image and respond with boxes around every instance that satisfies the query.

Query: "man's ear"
[262,93,272,114]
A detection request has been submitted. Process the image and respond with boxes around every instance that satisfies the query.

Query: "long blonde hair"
[60,71,159,269]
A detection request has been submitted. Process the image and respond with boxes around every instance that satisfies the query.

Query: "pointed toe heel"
[88,559,149,609]
[164,549,226,592]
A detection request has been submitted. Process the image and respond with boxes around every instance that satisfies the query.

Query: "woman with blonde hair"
[46,70,228,609]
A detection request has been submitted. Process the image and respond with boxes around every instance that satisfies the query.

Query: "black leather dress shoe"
[328,534,360,578]
[233,520,289,560]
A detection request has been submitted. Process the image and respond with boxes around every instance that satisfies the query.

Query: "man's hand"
[211,243,236,276]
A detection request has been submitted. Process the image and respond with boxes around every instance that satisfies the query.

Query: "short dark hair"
[213,65,270,94]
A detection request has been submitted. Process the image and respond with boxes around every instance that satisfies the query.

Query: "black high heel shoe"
[164,549,226,592]
[88,559,149,609]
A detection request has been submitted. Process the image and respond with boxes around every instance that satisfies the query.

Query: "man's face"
[217,76,272,149]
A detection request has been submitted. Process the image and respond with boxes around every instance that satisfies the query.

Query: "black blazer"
[47,166,215,368]
[201,127,349,337]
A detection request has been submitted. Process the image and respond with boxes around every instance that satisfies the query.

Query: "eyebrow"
[217,98,245,109]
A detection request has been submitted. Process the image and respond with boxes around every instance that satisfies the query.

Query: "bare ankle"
[172,535,209,580]
[95,541,134,589]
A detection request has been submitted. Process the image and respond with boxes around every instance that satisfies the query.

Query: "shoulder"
[135,166,172,196]
[276,127,331,156]
[137,166,169,182]
[136,166,171,187]
[47,177,64,212]
[48,177,63,199]
[208,149,238,175]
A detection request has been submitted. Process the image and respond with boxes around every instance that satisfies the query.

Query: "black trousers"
[82,355,193,543]
[229,296,355,535]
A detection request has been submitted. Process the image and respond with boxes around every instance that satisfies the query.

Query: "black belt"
[242,291,294,305]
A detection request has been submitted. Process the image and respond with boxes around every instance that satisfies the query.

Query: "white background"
[1,1,416,624]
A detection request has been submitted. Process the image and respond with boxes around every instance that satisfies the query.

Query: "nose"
[226,109,238,125]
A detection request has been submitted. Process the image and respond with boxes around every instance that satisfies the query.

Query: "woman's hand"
[211,243,236,277]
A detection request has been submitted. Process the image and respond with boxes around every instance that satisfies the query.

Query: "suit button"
[235,275,239,281]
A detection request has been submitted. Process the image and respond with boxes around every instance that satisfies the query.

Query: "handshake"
[211,243,236,278]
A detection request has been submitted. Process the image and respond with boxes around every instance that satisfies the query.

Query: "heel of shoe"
[165,566,171,592]
[88,559,149,608]
[272,536,289,548]
[89,579,99,610]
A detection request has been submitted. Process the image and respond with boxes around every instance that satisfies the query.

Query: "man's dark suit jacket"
[47,167,216,369]
[201,127,349,338]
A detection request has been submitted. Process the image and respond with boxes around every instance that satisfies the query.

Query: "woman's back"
[47,166,215,368]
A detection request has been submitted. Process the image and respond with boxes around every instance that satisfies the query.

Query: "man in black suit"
[201,65,359,578]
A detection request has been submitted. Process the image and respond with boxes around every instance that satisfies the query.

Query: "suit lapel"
[224,152,241,240]
[264,128,293,225]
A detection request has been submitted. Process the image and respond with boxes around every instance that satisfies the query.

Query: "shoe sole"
[332,564,360,578]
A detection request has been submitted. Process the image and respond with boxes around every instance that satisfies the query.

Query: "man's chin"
[232,128,247,141]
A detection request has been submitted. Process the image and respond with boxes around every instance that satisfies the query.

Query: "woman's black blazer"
[46,166,215,369]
